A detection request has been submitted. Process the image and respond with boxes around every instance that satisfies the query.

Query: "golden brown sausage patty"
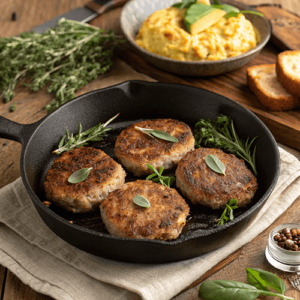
[114,119,195,177]
[100,180,189,240]
[175,148,258,209]
[44,147,126,213]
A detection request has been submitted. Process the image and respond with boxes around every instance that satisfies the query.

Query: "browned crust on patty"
[44,147,126,213]
[276,51,300,97]
[114,119,195,176]
[100,180,189,240]
[175,148,258,209]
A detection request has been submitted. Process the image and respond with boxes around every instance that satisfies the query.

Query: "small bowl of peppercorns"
[266,224,300,272]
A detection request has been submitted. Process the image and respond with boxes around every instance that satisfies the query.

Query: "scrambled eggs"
[135,7,260,61]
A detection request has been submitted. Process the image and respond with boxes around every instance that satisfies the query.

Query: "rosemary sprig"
[53,113,119,155]
[194,115,257,176]
[146,164,176,187]
[217,199,238,225]
[0,18,122,112]
[134,126,178,143]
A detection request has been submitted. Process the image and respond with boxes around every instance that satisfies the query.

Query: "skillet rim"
[20,80,280,246]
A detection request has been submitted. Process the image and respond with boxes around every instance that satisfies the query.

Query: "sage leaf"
[198,280,294,300]
[68,167,93,184]
[205,154,226,175]
[133,195,150,208]
[246,268,286,294]
[150,130,179,143]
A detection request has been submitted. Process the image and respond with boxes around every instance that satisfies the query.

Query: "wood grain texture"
[0,1,300,300]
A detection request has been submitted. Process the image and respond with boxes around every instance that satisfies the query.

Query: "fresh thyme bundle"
[0,18,120,112]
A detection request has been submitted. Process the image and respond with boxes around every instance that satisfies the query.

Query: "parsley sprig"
[146,164,176,188]
[53,113,119,155]
[194,115,257,176]
[0,18,122,112]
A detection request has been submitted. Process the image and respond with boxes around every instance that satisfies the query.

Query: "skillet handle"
[0,116,42,145]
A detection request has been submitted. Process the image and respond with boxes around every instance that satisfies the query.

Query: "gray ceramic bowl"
[120,0,271,76]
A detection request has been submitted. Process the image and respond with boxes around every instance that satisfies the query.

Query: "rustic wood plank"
[256,6,300,50]
[2,271,52,300]
[0,267,6,299]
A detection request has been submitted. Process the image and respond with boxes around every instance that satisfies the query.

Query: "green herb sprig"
[217,199,238,225]
[194,115,257,176]
[146,164,176,188]
[68,167,93,184]
[53,113,119,155]
[134,126,178,143]
[0,18,122,112]
[199,268,294,300]
[133,195,151,208]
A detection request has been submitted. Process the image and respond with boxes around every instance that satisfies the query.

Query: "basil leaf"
[198,280,260,300]
[205,154,226,175]
[246,268,286,294]
[224,10,263,19]
[150,130,179,143]
[213,0,221,4]
[68,167,93,184]
[133,195,150,208]
[185,4,217,29]
[172,0,197,10]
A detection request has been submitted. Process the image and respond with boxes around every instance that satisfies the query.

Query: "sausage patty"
[175,148,258,209]
[100,180,189,240]
[44,147,126,213]
[114,119,195,177]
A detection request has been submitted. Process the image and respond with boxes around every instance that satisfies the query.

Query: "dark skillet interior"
[22,81,279,262]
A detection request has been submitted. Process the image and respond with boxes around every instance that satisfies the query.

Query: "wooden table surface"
[1,1,300,299]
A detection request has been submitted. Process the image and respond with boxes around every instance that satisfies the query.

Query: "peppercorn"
[282,228,290,235]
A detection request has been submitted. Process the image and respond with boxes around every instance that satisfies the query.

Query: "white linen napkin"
[1,145,300,300]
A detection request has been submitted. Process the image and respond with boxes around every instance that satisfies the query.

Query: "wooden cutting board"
[91,2,300,151]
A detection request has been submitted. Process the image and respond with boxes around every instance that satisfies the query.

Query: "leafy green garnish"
[198,280,294,300]
[133,195,150,208]
[68,167,93,184]
[134,126,178,143]
[53,113,119,155]
[0,18,122,112]
[205,154,226,175]
[172,0,197,10]
[172,0,263,33]
[10,102,16,112]
[217,199,238,225]
[198,268,294,300]
[246,268,286,294]
[194,115,257,176]
[146,164,176,188]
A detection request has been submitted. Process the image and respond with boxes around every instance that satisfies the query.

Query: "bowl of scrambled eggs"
[120,0,271,76]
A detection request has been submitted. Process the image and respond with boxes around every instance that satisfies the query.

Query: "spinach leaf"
[246,268,286,294]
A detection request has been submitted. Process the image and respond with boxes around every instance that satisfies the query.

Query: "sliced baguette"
[247,64,300,111]
[276,50,300,97]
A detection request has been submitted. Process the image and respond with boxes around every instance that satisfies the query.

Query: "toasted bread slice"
[276,51,300,97]
[247,64,300,111]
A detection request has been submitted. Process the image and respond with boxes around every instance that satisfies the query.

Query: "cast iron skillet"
[0,81,280,264]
